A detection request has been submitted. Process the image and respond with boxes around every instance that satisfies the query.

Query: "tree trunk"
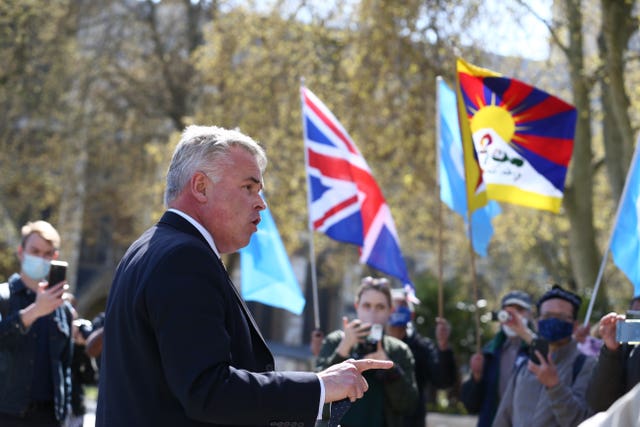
[600,0,635,200]
[57,82,91,294]
[563,0,600,292]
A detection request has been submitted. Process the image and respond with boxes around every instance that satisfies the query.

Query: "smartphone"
[529,338,549,365]
[368,324,383,342]
[48,260,68,287]
[356,323,383,356]
[616,317,640,344]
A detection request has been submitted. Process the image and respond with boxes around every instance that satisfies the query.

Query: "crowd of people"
[1,125,639,427]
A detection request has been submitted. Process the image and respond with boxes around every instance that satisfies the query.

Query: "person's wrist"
[544,378,560,389]
[336,342,351,358]
[19,305,38,329]
[522,329,536,344]
[604,340,620,351]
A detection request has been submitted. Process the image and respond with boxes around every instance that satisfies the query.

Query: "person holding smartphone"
[585,295,640,412]
[0,220,73,427]
[493,285,596,427]
[461,290,536,427]
[316,276,418,427]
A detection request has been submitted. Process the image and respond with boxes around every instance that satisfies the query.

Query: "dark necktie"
[328,398,351,427]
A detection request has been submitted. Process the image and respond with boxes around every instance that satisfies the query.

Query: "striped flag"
[439,77,501,257]
[301,86,412,286]
[456,58,577,213]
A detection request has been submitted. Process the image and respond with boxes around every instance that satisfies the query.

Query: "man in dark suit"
[96,125,392,427]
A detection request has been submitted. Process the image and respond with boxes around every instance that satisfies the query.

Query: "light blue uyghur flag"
[438,77,501,257]
[240,199,306,314]
[610,142,640,297]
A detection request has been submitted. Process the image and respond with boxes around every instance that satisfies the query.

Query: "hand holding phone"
[356,324,383,356]
[529,338,549,365]
[48,260,68,287]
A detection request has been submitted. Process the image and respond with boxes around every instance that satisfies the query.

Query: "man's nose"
[257,193,267,210]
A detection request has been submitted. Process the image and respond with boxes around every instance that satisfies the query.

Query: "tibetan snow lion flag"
[301,86,413,286]
[456,58,577,213]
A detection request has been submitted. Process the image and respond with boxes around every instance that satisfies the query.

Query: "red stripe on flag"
[307,149,355,181]
[313,195,360,229]
[303,90,358,155]
[511,135,574,165]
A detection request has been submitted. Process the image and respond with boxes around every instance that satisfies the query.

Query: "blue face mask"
[537,318,574,342]
[389,306,412,327]
[22,253,51,281]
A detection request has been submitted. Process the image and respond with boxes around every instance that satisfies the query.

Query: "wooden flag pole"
[435,76,444,319]
[308,229,321,331]
[301,78,321,332]
[453,70,483,354]
[466,214,482,354]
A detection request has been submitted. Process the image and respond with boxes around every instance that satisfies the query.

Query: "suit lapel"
[213,255,272,359]
[159,211,272,361]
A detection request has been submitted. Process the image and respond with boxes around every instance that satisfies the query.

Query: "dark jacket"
[316,330,418,427]
[0,273,73,422]
[69,342,97,416]
[586,343,640,411]
[403,330,457,427]
[460,330,528,427]
[96,211,320,427]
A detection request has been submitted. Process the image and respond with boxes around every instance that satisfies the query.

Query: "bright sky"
[231,0,553,61]
[473,0,552,60]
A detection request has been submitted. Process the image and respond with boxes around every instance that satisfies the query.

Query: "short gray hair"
[164,125,267,206]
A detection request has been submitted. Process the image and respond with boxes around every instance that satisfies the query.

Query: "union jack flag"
[301,86,412,286]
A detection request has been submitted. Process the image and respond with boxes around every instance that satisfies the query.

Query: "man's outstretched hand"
[318,358,394,402]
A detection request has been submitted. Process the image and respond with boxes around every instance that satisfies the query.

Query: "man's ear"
[191,172,209,202]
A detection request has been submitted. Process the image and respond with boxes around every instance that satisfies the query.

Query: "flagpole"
[454,71,483,354]
[466,212,482,353]
[584,140,640,326]
[301,79,321,331]
[435,76,444,319]
[308,230,321,330]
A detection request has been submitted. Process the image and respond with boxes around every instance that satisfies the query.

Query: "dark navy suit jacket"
[96,211,320,426]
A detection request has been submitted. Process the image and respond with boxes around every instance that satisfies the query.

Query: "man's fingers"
[351,358,394,372]
[535,350,548,366]
[348,375,369,401]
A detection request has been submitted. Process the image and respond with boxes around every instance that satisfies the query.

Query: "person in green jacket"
[316,277,418,427]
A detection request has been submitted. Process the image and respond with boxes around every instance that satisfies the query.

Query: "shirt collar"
[168,208,220,258]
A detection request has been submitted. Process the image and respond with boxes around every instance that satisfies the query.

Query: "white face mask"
[21,253,51,281]
[502,325,518,337]
[502,315,527,338]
